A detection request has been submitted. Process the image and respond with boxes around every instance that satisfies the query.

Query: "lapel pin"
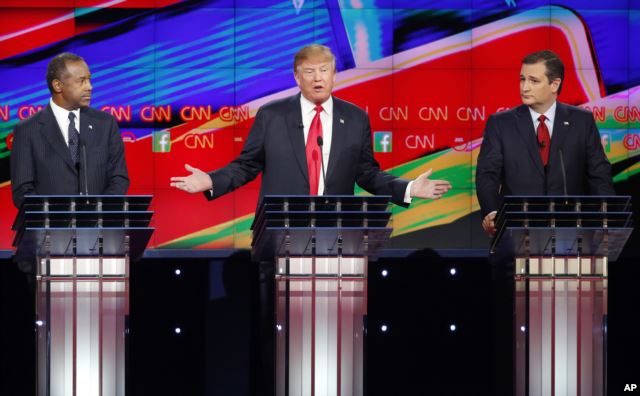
[88,124,93,130]
[563,121,569,126]
[339,118,344,124]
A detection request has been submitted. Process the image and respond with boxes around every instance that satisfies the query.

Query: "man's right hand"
[170,164,213,193]
[482,211,497,236]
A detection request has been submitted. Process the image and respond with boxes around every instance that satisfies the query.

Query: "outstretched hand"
[170,164,213,193]
[409,169,452,200]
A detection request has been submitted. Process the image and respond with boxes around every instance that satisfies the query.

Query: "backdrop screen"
[1,0,638,250]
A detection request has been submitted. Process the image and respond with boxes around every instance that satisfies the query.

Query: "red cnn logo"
[623,134,640,150]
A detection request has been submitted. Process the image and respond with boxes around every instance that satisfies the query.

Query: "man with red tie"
[476,49,614,235]
[171,44,451,396]
[170,44,451,205]
[475,49,614,396]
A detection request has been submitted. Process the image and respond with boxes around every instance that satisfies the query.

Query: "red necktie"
[537,115,551,166]
[306,105,323,195]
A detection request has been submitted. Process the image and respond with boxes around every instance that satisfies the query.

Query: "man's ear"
[551,78,561,94]
[51,79,63,94]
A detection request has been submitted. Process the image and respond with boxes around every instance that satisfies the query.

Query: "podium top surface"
[500,195,630,208]
[13,195,153,230]
[493,195,633,260]
[260,195,391,205]
[252,196,393,260]
[20,194,152,208]
[12,195,154,260]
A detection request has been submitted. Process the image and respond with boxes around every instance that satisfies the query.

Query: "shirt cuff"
[403,181,413,204]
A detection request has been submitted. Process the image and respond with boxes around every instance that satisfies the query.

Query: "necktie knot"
[69,112,76,123]
[314,104,323,114]
[538,114,546,123]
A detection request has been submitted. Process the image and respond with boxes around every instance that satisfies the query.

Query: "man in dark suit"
[475,49,615,395]
[10,52,129,209]
[171,44,452,396]
[170,44,451,203]
[6,53,129,394]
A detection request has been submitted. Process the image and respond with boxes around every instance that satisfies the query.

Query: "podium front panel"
[36,258,128,396]
[275,257,367,396]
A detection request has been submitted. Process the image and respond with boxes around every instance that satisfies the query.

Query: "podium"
[492,196,633,396]
[12,195,154,396]
[252,195,393,396]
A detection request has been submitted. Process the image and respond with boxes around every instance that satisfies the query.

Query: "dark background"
[2,247,638,395]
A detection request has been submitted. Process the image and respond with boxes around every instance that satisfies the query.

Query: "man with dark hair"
[522,49,565,94]
[10,52,129,209]
[475,49,614,395]
[477,48,613,234]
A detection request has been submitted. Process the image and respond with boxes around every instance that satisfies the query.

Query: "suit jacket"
[207,93,409,206]
[476,102,615,216]
[10,104,129,208]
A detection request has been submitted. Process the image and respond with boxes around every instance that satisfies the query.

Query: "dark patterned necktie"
[68,112,80,164]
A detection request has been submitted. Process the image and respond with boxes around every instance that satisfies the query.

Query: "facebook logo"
[153,130,171,153]
[374,131,392,153]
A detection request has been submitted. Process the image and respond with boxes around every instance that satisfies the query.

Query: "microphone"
[558,147,568,199]
[538,139,546,149]
[317,136,327,196]
[78,133,89,198]
[298,121,303,129]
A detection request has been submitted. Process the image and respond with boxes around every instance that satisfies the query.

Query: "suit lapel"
[79,107,96,151]
[39,104,77,173]
[549,102,570,163]
[515,105,545,177]
[325,97,345,188]
[285,93,309,183]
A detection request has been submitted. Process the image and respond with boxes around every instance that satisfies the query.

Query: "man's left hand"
[410,169,452,200]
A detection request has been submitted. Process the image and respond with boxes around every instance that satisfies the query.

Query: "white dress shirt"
[50,98,80,146]
[300,95,413,202]
[300,95,333,195]
[528,101,556,138]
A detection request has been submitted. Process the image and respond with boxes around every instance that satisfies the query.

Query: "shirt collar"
[300,94,333,117]
[529,100,556,124]
[50,98,80,122]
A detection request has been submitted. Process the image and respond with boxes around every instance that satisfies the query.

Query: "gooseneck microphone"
[317,136,327,195]
[558,147,568,199]
[78,133,89,198]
